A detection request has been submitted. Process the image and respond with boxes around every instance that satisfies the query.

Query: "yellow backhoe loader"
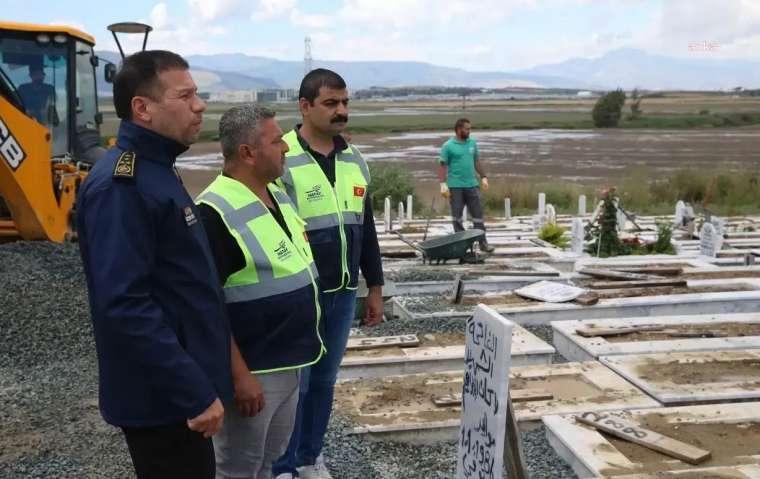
[0,21,150,242]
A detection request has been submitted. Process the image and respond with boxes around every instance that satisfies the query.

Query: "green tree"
[592,88,626,127]
[367,163,416,212]
[629,88,643,120]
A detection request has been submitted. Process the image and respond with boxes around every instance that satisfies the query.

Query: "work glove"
[440,182,450,199]
[481,177,489,191]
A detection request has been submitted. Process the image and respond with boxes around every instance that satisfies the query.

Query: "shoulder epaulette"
[113,151,136,180]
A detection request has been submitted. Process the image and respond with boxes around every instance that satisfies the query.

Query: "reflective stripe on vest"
[279,130,371,290]
[197,189,317,303]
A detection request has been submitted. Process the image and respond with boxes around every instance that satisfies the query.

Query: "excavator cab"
[0,22,107,242]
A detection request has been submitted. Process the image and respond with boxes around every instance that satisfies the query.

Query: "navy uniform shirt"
[77,121,233,428]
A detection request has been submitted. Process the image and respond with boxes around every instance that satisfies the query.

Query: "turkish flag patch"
[353,186,366,197]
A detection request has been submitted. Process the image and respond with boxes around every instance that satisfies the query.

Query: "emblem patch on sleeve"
[184,206,198,226]
[113,151,136,179]
[353,185,366,197]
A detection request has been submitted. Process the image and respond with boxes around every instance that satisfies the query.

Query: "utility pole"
[304,36,313,77]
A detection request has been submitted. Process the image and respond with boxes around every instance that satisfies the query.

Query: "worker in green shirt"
[438,118,494,252]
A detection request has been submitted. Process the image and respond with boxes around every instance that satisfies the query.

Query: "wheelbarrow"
[405,229,487,265]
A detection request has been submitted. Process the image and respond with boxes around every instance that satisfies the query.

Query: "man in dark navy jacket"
[77,50,233,479]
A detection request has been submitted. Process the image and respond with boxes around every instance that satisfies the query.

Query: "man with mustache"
[272,69,384,479]
[77,50,232,479]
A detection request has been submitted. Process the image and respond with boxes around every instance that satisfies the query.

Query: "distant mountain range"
[96,48,760,94]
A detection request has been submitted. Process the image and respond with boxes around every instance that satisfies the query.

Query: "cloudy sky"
[3,0,759,71]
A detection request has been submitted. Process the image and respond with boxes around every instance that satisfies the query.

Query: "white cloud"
[638,0,760,59]
[252,0,297,20]
[150,2,168,30]
[188,0,244,22]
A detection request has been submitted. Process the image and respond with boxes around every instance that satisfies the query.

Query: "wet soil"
[597,412,760,474]
[634,357,760,386]
[605,322,760,343]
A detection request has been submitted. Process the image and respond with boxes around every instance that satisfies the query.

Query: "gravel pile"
[1,242,576,478]
[323,414,578,479]
[0,242,134,478]
[384,269,457,283]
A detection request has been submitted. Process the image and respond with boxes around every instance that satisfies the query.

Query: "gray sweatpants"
[214,370,300,479]
[449,187,487,237]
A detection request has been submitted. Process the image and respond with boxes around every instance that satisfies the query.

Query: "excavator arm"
[0,94,80,241]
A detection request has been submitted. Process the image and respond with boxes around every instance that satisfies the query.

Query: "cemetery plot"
[543,402,760,478]
[593,464,760,479]
[393,288,760,326]
[552,312,760,361]
[600,349,760,405]
[335,362,658,443]
[340,326,555,379]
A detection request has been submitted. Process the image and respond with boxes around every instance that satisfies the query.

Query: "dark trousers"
[122,422,215,479]
[450,187,487,237]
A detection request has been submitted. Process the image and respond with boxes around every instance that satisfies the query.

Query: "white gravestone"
[711,217,726,237]
[537,193,546,216]
[384,197,391,233]
[571,218,584,255]
[614,200,626,231]
[457,305,514,479]
[591,200,603,222]
[514,280,586,303]
[532,215,547,232]
[700,222,721,257]
[406,194,413,221]
[674,200,686,227]
[504,198,511,220]
[578,195,587,216]
[546,204,557,225]
[398,202,405,229]
[616,209,627,232]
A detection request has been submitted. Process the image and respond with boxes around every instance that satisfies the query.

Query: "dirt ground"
[335,372,608,427]
[635,357,760,386]
[598,412,760,474]
[605,322,760,343]
[176,126,760,202]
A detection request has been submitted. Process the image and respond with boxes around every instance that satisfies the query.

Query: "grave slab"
[593,464,760,479]
[552,312,760,362]
[339,324,555,379]
[600,349,760,405]
[336,362,658,444]
[543,402,760,478]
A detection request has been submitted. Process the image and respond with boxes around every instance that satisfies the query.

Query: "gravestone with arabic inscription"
[457,305,514,479]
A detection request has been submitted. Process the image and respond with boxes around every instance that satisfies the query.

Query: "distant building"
[207,88,297,103]
[576,91,594,98]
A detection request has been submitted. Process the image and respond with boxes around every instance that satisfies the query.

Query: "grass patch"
[481,167,760,217]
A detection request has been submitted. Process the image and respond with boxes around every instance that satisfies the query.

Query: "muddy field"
[175,127,760,199]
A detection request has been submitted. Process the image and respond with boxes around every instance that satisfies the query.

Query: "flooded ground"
[176,127,760,199]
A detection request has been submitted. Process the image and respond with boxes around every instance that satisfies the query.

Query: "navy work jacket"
[77,121,233,427]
